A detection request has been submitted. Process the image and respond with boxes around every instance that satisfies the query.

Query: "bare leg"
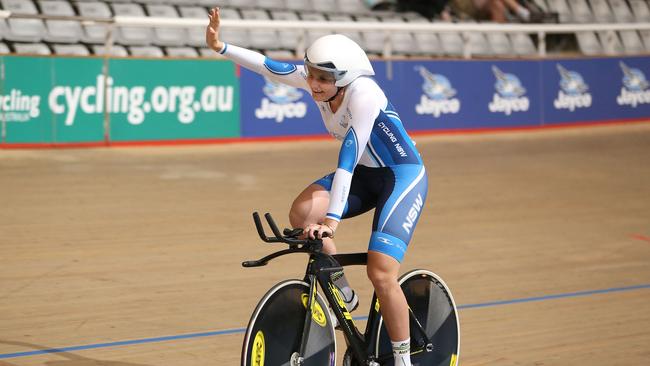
[367,251,409,340]
[289,183,337,254]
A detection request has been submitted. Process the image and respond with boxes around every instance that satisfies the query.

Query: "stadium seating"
[75,2,112,44]
[2,0,47,42]
[39,0,83,43]
[0,0,647,57]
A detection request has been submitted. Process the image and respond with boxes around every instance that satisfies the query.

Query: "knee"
[367,267,398,294]
[289,201,305,229]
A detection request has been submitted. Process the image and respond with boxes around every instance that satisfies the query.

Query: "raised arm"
[206,7,308,90]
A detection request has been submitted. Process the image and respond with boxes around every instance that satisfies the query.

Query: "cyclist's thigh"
[369,165,428,262]
[300,169,378,220]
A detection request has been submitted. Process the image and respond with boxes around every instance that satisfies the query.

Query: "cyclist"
[207,8,428,366]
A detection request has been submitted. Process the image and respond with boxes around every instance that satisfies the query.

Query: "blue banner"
[384,59,542,131]
[239,66,327,138]
[542,56,650,125]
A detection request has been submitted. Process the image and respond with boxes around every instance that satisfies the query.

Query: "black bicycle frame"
[243,212,433,365]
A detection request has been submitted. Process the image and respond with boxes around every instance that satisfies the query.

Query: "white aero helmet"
[304,34,375,87]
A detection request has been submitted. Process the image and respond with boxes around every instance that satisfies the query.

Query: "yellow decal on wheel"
[450,353,458,366]
[252,330,265,366]
[301,293,327,327]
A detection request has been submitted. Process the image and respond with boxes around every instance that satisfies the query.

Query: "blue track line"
[1,283,649,360]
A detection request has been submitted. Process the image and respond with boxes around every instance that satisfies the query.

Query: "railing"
[2,10,650,59]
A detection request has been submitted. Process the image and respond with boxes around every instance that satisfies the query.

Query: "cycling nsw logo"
[488,66,530,115]
[414,66,460,117]
[554,64,592,111]
[255,77,307,122]
[617,62,650,108]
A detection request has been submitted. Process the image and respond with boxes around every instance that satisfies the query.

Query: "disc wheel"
[241,280,336,366]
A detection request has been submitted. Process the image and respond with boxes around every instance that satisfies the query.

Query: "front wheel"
[372,270,460,366]
[241,279,337,366]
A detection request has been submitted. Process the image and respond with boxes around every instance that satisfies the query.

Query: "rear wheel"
[241,280,337,366]
[373,270,460,366]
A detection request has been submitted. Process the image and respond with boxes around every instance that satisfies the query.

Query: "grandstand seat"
[619,30,645,54]
[568,0,593,23]
[327,14,364,49]
[129,46,165,57]
[510,33,537,56]
[468,30,492,56]
[52,44,90,56]
[640,30,650,52]
[165,46,200,57]
[438,28,464,56]
[355,16,385,54]
[310,0,331,13]
[241,9,281,50]
[0,42,10,53]
[229,0,256,9]
[629,0,650,22]
[145,4,188,47]
[335,0,369,14]
[381,16,417,56]
[13,42,51,54]
[299,12,330,46]
[195,0,222,7]
[597,30,624,54]
[270,10,301,50]
[576,31,603,55]
[1,0,47,42]
[38,0,83,43]
[286,0,312,12]
[545,0,572,22]
[487,32,513,55]
[75,2,112,44]
[111,3,154,46]
[92,44,129,57]
[408,17,443,56]
[0,18,9,40]
[588,0,614,23]
[254,0,286,10]
[608,0,634,23]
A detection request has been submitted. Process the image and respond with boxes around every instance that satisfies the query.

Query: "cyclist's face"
[306,65,337,102]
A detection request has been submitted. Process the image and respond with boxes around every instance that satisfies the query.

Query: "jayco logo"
[488,66,530,115]
[616,62,650,108]
[255,77,307,122]
[414,66,460,117]
[554,64,592,111]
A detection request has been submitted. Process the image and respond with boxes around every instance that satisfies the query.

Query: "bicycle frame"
[243,212,433,365]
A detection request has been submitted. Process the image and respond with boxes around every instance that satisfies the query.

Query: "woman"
[206,7,428,366]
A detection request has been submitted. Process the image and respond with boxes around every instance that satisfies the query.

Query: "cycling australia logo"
[488,66,530,115]
[0,89,41,122]
[255,77,306,122]
[414,66,460,118]
[617,62,650,108]
[554,64,592,111]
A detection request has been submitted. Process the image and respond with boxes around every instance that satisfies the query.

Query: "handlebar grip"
[242,260,267,267]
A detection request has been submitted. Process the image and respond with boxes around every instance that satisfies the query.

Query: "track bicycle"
[241,212,460,366]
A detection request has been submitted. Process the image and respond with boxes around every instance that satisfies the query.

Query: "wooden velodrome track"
[1,122,650,366]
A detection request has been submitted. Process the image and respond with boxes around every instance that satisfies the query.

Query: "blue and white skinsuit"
[220,43,428,262]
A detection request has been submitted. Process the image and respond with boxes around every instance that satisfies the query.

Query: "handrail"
[1,11,649,58]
